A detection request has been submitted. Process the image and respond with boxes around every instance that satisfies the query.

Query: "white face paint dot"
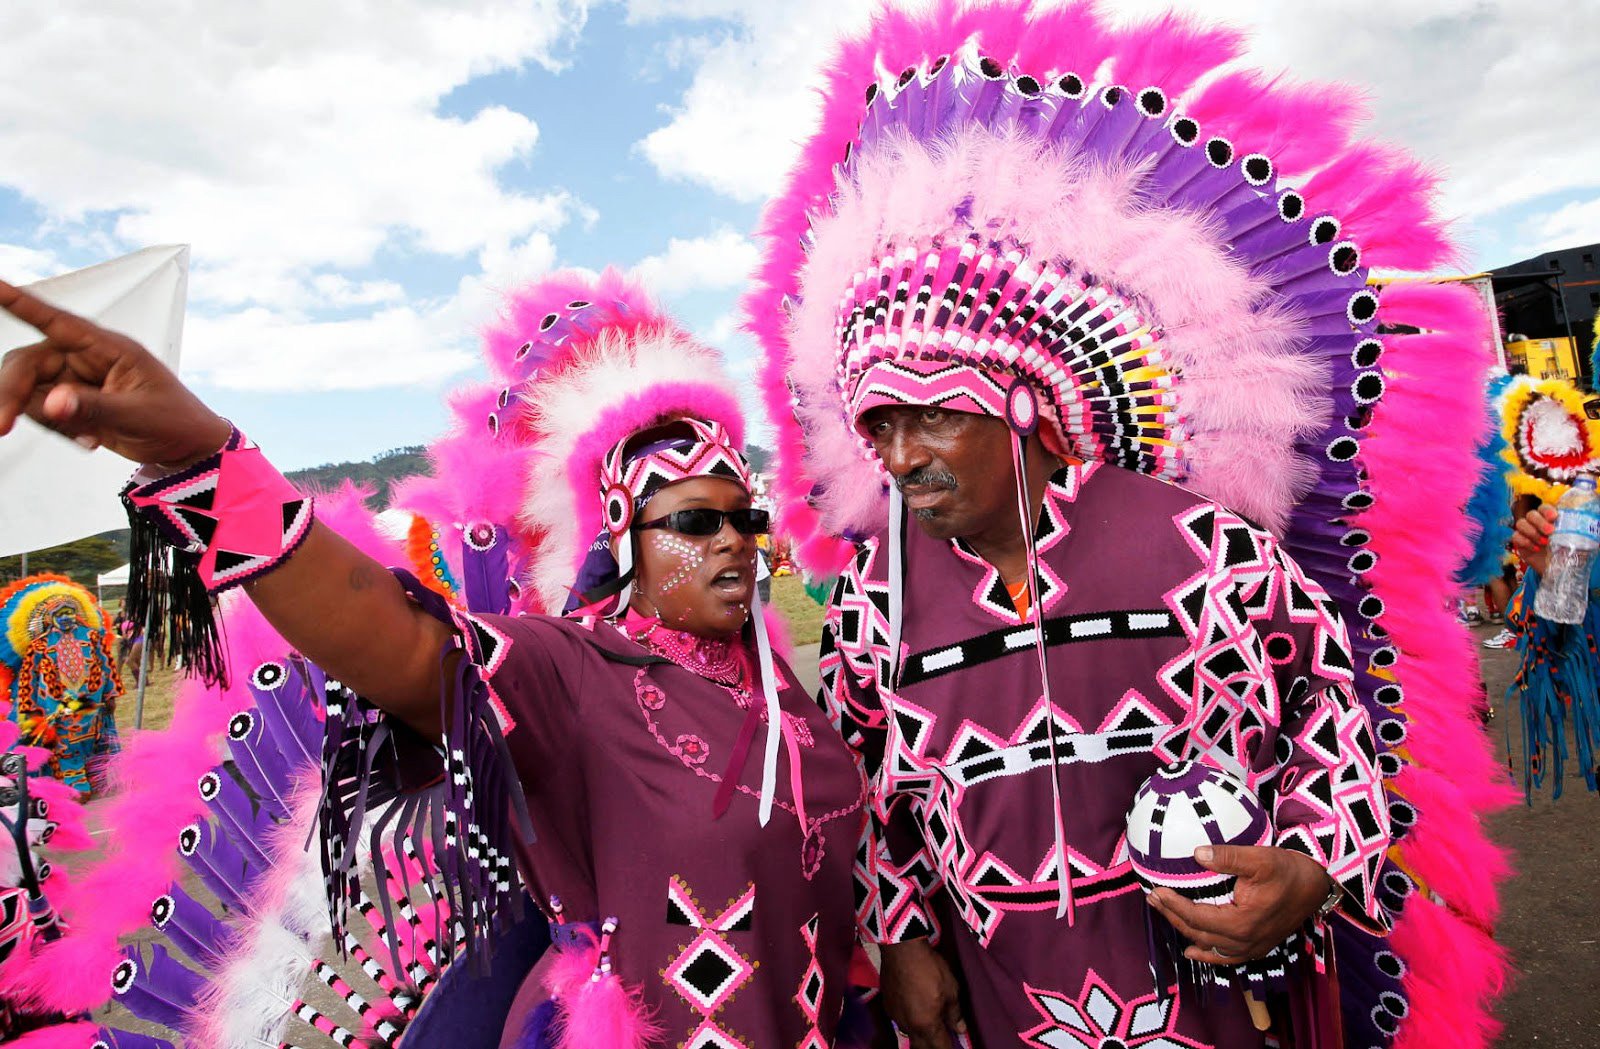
[653,534,705,594]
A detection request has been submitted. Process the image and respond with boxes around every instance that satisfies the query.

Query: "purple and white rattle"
[1125,760,1272,905]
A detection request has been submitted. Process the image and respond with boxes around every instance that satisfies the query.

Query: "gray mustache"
[896,467,958,491]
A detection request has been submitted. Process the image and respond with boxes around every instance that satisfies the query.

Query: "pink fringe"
[1364,282,1513,1047]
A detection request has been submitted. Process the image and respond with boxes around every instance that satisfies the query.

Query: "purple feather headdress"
[746,3,1511,1047]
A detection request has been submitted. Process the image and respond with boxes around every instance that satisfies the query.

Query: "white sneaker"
[1482,629,1516,650]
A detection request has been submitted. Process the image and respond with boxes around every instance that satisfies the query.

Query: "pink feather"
[1184,71,1370,179]
[1301,144,1457,271]
[1391,900,1509,1049]
[7,1021,100,1048]
[1108,9,1244,97]
[482,269,660,384]
[559,972,664,1049]
[542,929,601,1002]
[1360,280,1512,1044]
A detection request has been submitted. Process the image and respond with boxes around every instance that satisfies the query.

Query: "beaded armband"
[124,427,314,592]
[120,426,314,684]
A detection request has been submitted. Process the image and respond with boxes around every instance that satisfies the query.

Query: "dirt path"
[1477,621,1600,1047]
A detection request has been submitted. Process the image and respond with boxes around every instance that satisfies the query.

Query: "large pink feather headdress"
[744,3,1511,1047]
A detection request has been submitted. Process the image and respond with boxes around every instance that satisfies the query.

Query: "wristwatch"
[1315,879,1343,919]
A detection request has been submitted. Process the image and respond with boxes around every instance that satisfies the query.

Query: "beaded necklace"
[627,615,753,700]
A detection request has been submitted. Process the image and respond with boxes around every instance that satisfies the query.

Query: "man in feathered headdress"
[749,2,1508,1047]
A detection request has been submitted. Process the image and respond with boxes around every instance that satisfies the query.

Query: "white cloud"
[182,230,563,392]
[632,0,1600,266]
[309,275,407,309]
[1529,198,1600,257]
[0,243,62,286]
[184,305,476,392]
[630,228,758,297]
[0,0,592,390]
[631,0,873,203]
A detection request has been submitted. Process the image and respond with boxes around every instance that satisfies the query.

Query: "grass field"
[116,658,180,732]
[770,573,827,646]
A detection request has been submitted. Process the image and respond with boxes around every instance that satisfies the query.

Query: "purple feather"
[111,943,204,1032]
[178,818,256,910]
[461,523,513,616]
[200,767,276,871]
[149,886,230,968]
[223,706,292,819]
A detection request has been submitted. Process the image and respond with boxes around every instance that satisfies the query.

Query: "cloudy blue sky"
[3,0,1597,469]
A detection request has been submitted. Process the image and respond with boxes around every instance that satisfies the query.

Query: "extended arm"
[0,278,448,734]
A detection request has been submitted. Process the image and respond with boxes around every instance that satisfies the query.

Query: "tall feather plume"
[749,3,1513,1047]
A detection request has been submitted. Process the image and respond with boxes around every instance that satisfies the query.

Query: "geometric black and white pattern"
[818,462,1392,955]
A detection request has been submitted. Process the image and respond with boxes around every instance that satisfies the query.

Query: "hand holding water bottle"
[1532,476,1600,624]
[1512,505,1557,577]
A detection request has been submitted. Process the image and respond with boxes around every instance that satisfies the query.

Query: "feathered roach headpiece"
[396,269,788,826]
[1497,374,1600,504]
[747,2,1511,1046]
[397,267,752,617]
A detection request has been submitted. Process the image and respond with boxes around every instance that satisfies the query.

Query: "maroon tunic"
[820,464,1390,1048]
[471,610,867,1048]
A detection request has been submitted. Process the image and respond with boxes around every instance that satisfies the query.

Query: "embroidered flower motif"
[638,683,667,710]
[676,734,709,765]
[1020,971,1207,1049]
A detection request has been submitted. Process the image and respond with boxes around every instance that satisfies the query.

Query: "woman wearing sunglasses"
[0,269,872,1048]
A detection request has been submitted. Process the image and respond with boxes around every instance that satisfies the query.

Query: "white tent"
[96,562,130,604]
[0,246,190,558]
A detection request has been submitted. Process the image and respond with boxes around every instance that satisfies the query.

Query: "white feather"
[519,325,741,611]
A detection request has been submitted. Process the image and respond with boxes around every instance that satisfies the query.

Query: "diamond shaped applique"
[665,929,754,1014]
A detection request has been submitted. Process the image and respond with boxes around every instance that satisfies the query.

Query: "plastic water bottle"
[1535,475,1600,625]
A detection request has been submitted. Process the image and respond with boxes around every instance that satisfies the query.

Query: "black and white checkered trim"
[898,608,1183,687]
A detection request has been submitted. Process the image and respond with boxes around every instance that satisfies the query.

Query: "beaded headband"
[597,418,754,539]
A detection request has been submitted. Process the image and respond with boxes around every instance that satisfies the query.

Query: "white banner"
[0,245,190,557]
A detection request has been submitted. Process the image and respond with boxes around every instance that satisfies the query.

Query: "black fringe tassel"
[121,482,229,688]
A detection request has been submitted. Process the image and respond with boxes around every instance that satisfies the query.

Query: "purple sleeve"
[1244,542,1392,932]
[466,611,587,762]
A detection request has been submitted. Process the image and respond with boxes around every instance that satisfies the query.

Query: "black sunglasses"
[634,507,771,537]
